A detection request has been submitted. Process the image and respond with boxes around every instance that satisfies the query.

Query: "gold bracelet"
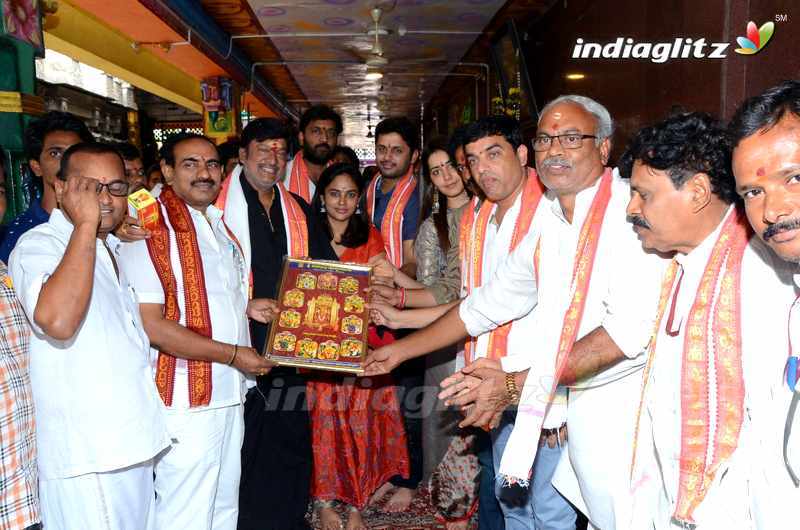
[227,344,238,366]
[505,372,520,404]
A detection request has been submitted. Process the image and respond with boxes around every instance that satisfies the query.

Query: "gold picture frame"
[264,257,371,374]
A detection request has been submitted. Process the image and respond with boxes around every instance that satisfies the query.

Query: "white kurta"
[631,209,800,530]
[460,170,667,529]
[118,203,250,410]
[786,275,800,491]
[460,186,567,428]
[118,201,251,530]
[8,209,170,480]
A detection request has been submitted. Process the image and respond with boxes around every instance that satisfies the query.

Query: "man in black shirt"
[216,118,336,530]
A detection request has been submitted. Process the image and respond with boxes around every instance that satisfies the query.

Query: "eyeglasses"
[532,133,597,152]
[95,180,130,197]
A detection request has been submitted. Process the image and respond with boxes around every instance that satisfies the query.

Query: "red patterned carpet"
[308,486,478,529]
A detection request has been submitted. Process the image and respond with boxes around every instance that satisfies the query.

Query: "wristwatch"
[505,372,520,404]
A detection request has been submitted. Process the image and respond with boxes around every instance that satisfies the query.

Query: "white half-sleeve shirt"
[118,202,250,410]
[9,209,170,479]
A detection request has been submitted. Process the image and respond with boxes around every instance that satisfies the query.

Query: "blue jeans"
[492,412,576,530]
[476,430,504,530]
[531,439,576,530]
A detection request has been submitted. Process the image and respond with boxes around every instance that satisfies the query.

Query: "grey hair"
[538,95,614,145]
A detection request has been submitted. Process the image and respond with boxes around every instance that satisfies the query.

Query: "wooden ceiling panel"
[200,0,307,104]
[240,0,510,150]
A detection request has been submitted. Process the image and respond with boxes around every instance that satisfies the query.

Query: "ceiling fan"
[344,6,448,69]
[365,107,373,138]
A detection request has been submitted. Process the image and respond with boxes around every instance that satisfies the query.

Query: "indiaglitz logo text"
[572,37,729,63]
[572,20,775,63]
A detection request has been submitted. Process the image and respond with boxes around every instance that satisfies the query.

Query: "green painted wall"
[0,36,37,221]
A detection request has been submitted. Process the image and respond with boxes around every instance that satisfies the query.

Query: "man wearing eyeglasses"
[8,142,170,529]
[117,133,277,530]
[367,96,667,529]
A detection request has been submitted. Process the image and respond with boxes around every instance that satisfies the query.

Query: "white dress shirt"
[632,210,800,530]
[118,202,250,410]
[460,170,667,529]
[9,209,170,479]
[459,187,566,429]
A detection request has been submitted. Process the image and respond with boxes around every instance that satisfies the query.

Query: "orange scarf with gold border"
[287,151,330,204]
[630,207,750,524]
[498,168,614,483]
[366,169,417,267]
[458,168,544,363]
[275,181,309,257]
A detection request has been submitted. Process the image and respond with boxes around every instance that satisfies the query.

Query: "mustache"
[763,218,800,240]
[191,178,217,187]
[540,156,573,170]
[627,215,652,229]
[314,143,330,151]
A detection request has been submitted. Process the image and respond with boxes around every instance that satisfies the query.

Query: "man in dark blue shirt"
[0,112,93,263]
[365,116,425,512]
[368,117,422,278]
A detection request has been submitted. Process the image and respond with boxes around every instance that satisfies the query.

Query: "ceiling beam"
[44,1,203,113]
[138,0,299,121]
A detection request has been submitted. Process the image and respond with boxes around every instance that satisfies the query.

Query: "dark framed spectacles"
[95,180,130,197]
[533,133,597,152]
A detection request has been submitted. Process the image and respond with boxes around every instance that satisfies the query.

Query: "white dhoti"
[154,404,244,530]
[553,371,643,530]
[40,458,157,530]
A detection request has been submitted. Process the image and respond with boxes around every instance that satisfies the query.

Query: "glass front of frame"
[265,258,371,374]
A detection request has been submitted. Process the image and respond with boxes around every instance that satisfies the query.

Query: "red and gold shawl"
[498,168,614,483]
[287,151,313,203]
[145,185,213,407]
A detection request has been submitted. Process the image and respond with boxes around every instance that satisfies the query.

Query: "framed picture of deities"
[265,257,371,374]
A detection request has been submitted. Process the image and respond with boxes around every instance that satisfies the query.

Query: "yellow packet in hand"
[127,189,160,231]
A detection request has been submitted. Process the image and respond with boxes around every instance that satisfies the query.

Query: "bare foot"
[368,481,393,506]
[345,508,368,530]
[445,520,469,530]
[384,486,415,512]
[318,504,342,530]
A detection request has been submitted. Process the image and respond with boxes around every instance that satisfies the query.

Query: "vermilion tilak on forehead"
[757,167,766,176]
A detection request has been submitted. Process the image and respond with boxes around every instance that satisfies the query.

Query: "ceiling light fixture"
[365,72,384,81]
[565,73,586,80]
